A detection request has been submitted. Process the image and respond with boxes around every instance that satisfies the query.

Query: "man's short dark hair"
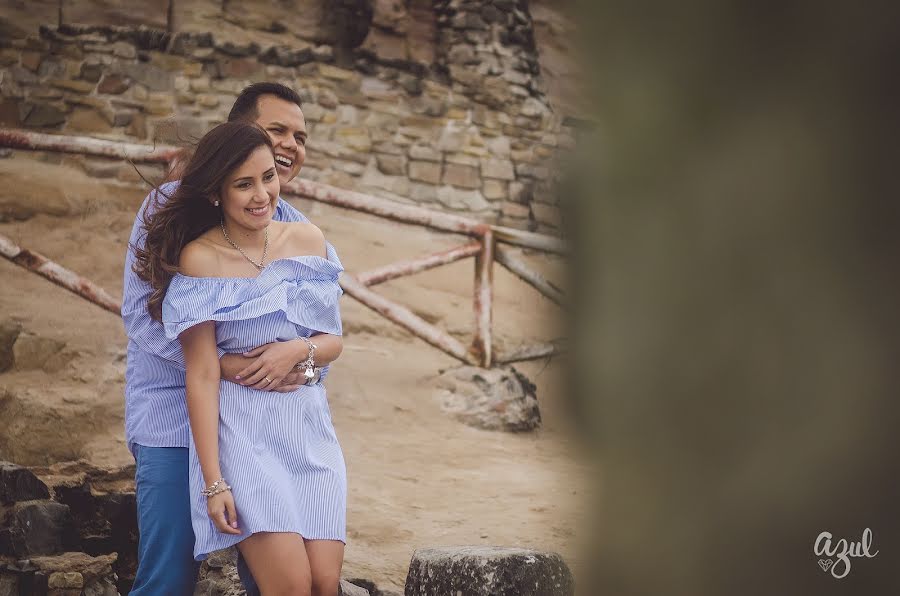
[227,83,303,122]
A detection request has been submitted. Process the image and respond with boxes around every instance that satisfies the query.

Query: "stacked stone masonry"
[0,5,573,233]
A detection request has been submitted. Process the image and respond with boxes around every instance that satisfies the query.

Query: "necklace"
[221,220,269,271]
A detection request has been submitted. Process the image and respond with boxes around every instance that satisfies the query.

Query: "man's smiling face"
[253,94,307,186]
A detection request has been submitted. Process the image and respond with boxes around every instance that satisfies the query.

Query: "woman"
[133,121,346,595]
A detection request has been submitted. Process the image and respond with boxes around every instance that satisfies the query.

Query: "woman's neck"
[221,220,269,255]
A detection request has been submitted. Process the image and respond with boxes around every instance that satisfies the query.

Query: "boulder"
[404,546,574,596]
[0,500,76,557]
[433,366,541,431]
[340,579,371,595]
[0,461,50,503]
[11,332,68,372]
[0,320,21,372]
[24,552,117,596]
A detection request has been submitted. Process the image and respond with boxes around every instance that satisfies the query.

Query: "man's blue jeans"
[131,445,260,595]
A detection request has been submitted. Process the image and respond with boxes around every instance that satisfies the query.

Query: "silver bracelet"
[297,336,317,383]
[201,478,231,498]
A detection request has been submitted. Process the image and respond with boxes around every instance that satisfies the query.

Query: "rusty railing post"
[472,229,494,368]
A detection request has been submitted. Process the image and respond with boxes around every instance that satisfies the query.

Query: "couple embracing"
[123,82,347,595]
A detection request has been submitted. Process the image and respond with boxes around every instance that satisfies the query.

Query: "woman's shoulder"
[178,235,221,278]
[273,220,327,259]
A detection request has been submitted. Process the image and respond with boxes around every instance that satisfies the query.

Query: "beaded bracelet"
[201,478,232,498]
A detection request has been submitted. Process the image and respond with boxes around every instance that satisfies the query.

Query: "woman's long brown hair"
[132,121,274,320]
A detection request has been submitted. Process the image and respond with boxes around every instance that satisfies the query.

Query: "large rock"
[0,320,21,372]
[404,546,574,596]
[433,366,541,431]
[0,461,50,503]
[0,500,76,557]
[11,332,70,372]
[3,552,120,596]
[340,579,371,595]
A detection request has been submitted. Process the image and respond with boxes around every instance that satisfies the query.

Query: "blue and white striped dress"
[161,245,346,561]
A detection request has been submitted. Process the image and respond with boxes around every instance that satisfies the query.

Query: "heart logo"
[818,559,834,573]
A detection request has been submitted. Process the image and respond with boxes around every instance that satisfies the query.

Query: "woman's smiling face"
[218,145,280,232]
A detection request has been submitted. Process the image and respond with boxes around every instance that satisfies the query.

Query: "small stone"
[126,112,147,138]
[111,41,136,59]
[131,84,149,101]
[508,181,532,204]
[376,154,406,176]
[37,59,66,79]
[313,45,334,61]
[117,62,171,91]
[317,88,338,109]
[48,79,94,94]
[259,45,314,67]
[318,64,356,81]
[448,44,477,64]
[360,162,410,196]
[442,163,481,189]
[360,77,398,100]
[79,61,104,83]
[361,28,408,62]
[21,50,43,72]
[218,40,260,57]
[113,111,134,127]
[97,74,131,95]
[333,160,366,176]
[482,179,507,201]
[19,102,67,128]
[334,127,372,152]
[197,94,219,108]
[515,162,549,179]
[301,103,325,122]
[48,571,83,589]
[67,107,113,134]
[189,77,210,92]
[501,200,530,219]
[145,94,175,116]
[216,57,262,79]
[0,48,19,66]
[480,158,515,181]
[409,160,441,185]
[437,123,467,152]
[445,152,479,167]
[486,136,511,157]
[409,144,441,162]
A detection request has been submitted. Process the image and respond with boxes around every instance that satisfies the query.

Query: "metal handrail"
[0,128,566,367]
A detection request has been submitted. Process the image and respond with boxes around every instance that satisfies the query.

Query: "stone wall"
[0,1,573,233]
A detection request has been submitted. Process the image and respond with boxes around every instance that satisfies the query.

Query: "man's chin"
[276,165,296,186]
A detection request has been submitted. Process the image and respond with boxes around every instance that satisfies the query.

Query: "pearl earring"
[214,200,219,207]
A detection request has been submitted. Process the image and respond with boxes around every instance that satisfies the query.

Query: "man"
[122,82,314,595]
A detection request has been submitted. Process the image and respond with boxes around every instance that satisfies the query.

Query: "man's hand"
[220,346,305,393]
[235,340,308,391]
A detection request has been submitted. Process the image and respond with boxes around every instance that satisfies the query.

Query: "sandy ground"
[0,153,588,591]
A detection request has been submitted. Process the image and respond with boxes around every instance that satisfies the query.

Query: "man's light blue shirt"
[121,181,308,455]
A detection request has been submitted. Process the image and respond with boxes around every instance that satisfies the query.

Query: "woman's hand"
[207,490,240,535]
[236,340,307,391]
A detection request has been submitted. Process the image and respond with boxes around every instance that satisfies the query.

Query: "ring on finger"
[264,376,272,383]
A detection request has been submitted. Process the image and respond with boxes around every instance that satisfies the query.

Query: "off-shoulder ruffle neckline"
[171,254,342,283]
